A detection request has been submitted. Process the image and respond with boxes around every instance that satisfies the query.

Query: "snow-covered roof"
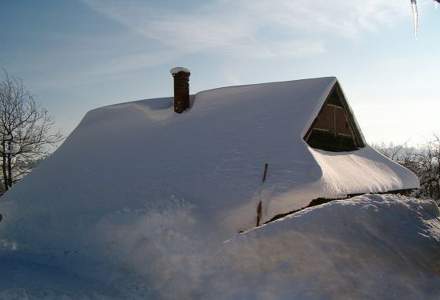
[0,77,419,241]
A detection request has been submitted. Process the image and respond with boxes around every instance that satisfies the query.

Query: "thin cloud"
[82,0,408,58]
[28,0,411,91]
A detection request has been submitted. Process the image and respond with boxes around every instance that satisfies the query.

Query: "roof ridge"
[195,76,337,98]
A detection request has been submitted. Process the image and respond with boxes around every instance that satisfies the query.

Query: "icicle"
[410,0,419,38]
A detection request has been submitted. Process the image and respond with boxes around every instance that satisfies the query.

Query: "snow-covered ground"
[1,194,440,299]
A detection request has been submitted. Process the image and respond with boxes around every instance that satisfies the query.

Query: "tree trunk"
[2,141,8,191]
[7,151,12,188]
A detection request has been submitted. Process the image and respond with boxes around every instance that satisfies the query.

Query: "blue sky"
[1,0,439,145]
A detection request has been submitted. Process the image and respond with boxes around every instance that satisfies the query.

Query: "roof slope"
[0,77,419,244]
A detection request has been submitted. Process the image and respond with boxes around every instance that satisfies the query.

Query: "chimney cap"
[170,67,191,75]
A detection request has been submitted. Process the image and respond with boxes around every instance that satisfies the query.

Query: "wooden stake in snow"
[262,163,269,183]
[256,163,269,227]
[256,202,262,227]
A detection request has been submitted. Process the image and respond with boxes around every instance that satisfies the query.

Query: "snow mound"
[217,194,440,299]
[1,194,440,299]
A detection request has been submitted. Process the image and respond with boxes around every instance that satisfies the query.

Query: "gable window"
[304,84,364,152]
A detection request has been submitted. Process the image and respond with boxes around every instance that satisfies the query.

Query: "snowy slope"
[217,195,440,299]
[0,195,439,299]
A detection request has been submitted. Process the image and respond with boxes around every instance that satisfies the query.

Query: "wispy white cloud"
[82,0,408,60]
[25,0,412,91]
[250,0,408,36]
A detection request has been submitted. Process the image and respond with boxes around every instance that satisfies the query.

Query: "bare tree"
[416,136,440,199]
[0,71,62,191]
[374,136,440,201]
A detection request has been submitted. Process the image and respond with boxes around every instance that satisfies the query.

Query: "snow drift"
[0,194,440,299]
[217,194,440,299]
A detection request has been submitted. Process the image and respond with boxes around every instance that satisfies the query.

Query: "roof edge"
[195,76,338,99]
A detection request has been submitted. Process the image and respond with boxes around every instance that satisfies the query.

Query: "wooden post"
[262,163,269,183]
[256,163,269,227]
[256,201,262,227]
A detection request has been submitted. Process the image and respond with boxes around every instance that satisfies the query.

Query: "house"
[0,69,419,240]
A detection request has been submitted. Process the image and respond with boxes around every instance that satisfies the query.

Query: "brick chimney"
[170,67,191,113]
